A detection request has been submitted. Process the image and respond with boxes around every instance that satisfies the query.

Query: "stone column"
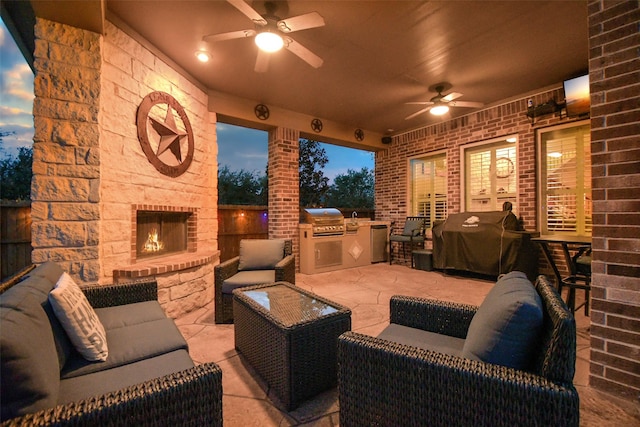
[268,127,300,269]
[31,18,102,282]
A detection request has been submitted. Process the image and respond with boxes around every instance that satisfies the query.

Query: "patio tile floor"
[175,263,640,426]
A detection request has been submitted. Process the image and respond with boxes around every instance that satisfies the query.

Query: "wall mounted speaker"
[381,136,392,144]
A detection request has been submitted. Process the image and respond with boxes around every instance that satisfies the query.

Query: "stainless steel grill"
[302,208,345,236]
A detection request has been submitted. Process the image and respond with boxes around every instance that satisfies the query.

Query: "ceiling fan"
[203,0,325,72]
[405,83,484,120]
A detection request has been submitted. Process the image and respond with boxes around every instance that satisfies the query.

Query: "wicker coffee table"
[233,282,351,410]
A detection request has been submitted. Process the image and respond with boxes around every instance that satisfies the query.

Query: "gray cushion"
[378,323,465,358]
[238,239,285,271]
[95,301,167,330]
[462,271,543,370]
[1,290,60,420]
[58,350,194,404]
[222,270,276,294]
[61,318,188,379]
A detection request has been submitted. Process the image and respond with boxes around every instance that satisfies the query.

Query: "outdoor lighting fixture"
[430,103,450,116]
[255,30,284,52]
[195,50,210,62]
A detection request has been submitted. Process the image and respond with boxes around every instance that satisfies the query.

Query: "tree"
[299,139,329,207]
[217,165,267,205]
[0,146,33,201]
[326,167,374,208]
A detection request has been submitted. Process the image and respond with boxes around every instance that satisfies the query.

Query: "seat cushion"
[61,318,188,379]
[377,323,465,358]
[49,272,109,362]
[1,291,60,420]
[221,270,276,294]
[462,271,543,370]
[95,301,167,330]
[238,239,285,271]
[58,349,194,404]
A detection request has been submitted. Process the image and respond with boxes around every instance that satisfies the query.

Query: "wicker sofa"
[337,273,579,427]
[0,262,222,426]
[215,238,295,323]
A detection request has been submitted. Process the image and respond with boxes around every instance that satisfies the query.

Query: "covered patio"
[177,264,639,426]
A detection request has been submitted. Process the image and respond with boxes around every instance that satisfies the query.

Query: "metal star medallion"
[149,108,186,164]
[136,92,194,177]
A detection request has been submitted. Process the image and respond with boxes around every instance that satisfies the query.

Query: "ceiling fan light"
[430,104,449,116]
[255,31,284,52]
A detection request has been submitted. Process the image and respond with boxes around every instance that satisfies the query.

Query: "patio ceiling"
[8,0,588,144]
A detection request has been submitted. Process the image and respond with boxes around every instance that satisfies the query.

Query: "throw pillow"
[238,239,285,271]
[462,271,543,370]
[49,273,109,362]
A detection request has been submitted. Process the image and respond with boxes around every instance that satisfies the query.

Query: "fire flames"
[142,229,164,253]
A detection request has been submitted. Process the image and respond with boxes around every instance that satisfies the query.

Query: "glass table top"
[240,284,340,327]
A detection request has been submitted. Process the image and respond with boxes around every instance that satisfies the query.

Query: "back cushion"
[462,271,543,370]
[238,239,285,271]
[1,289,60,421]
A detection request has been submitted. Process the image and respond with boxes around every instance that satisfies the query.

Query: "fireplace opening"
[136,210,189,259]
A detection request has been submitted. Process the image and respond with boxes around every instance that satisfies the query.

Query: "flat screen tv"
[563,74,590,117]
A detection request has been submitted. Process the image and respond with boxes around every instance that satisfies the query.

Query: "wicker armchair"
[215,239,295,323]
[337,275,579,427]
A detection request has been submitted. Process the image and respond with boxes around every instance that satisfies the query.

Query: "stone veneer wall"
[31,18,102,281]
[268,128,300,268]
[587,0,639,400]
[31,18,218,318]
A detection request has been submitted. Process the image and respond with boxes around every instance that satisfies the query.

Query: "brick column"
[268,127,300,270]
[31,18,101,282]
[588,0,640,400]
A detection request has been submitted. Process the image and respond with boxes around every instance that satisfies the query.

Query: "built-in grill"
[302,208,345,236]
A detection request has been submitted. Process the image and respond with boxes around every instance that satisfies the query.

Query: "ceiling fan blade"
[406,101,435,105]
[441,92,463,102]
[203,29,256,42]
[227,0,267,25]
[449,100,484,108]
[254,49,270,73]
[405,106,433,120]
[277,12,325,33]
[284,38,323,68]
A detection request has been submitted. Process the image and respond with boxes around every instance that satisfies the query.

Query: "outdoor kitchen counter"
[299,220,390,275]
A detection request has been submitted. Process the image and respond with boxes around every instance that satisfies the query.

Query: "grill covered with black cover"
[432,211,538,278]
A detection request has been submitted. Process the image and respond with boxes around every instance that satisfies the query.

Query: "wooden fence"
[1,201,32,281]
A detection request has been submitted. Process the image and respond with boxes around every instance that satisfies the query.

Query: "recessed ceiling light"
[195,50,210,63]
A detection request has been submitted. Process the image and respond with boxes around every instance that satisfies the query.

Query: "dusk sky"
[1,19,374,182]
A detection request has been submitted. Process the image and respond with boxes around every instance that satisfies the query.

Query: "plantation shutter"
[465,141,517,212]
[410,154,447,228]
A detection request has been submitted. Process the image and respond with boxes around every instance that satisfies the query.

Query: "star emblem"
[149,108,186,164]
[136,92,194,177]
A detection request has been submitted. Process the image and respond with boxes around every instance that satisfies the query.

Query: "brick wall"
[376,88,566,265]
[588,0,640,400]
[268,127,300,268]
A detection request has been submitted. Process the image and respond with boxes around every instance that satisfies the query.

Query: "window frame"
[460,135,519,213]
[407,150,448,229]
[536,120,591,237]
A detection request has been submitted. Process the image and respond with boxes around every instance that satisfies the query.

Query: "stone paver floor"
[175,263,640,426]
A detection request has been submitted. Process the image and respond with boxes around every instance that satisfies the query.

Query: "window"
[409,153,447,228]
[463,136,518,212]
[537,121,591,236]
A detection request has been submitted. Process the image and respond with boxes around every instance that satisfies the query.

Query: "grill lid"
[303,208,343,224]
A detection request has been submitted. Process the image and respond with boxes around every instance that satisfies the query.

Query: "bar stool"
[558,246,591,315]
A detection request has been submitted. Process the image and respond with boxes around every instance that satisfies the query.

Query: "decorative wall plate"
[255,104,270,120]
[136,92,194,177]
[311,118,323,133]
